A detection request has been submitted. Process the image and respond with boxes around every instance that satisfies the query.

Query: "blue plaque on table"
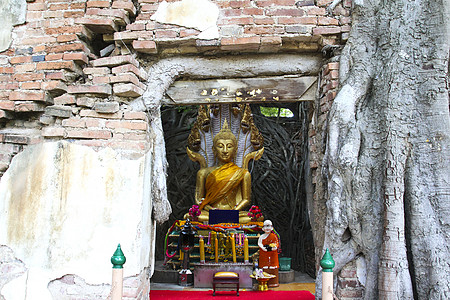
[209,210,239,225]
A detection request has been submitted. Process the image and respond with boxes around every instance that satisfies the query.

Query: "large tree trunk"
[319,0,450,299]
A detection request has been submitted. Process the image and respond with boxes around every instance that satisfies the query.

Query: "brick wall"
[0,0,362,298]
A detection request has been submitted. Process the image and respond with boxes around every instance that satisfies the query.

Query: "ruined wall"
[0,0,356,299]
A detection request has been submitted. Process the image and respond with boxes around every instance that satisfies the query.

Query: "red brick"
[329,70,339,79]
[244,26,275,35]
[318,16,339,25]
[42,127,65,137]
[0,75,12,82]
[94,101,120,113]
[14,102,46,112]
[113,83,144,97]
[0,83,19,90]
[114,31,139,43]
[75,18,118,33]
[83,67,111,75]
[54,94,76,105]
[313,26,341,35]
[112,1,137,16]
[27,2,47,10]
[67,84,112,96]
[0,67,14,74]
[49,3,69,10]
[43,10,64,19]
[0,101,15,111]
[46,71,72,81]
[21,82,41,90]
[9,91,45,101]
[132,40,157,54]
[86,0,111,8]
[328,62,339,70]
[10,56,32,64]
[14,64,36,73]
[91,55,139,68]
[221,36,261,51]
[106,120,148,130]
[110,73,141,86]
[223,8,243,17]
[45,25,85,35]
[42,81,68,94]
[253,17,275,25]
[47,42,90,54]
[305,6,326,16]
[62,118,86,128]
[64,10,85,18]
[179,29,201,38]
[26,11,43,21]
[256,0,296,5]
[317,0,333,6]
[13,73,44,82]
[126,23,146,31]
[123,111,148,121]
[221,17,254,25]
[140,4,158,12]
[36,61,79,72]
[230,1,251,8]
[66,129,112,139]
[280,16,317,24]
[92,76,111,84]
[122,132,148,141]
[45,53,64,61]
[71,2,86,10]
[112,64,147,81]
[243,8,263,15]
[86,8,129,25]
[84,117,104,127]
[80,109,123,119]
[57,34,79,43]
[267,8,304,16]
[63,53,89,65]
[155,30,178,39]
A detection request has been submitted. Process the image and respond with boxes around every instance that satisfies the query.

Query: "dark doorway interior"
[157,103,315,277]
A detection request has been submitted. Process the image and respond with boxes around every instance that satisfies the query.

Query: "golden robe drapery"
[199,162,247,211]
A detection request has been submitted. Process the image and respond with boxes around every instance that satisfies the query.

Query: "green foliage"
[260,107,294,118]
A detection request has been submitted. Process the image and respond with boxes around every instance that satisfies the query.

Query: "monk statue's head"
[212,120,237,164]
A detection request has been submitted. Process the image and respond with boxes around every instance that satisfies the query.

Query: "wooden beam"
[163,76,317,105]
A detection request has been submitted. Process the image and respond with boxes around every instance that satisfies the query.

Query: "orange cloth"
[259,232,279,269]
[199,162,246,211]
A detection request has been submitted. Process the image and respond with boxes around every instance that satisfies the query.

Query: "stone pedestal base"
[279,269,295,283]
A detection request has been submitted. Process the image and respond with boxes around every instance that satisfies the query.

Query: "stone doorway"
[158,101,315,276]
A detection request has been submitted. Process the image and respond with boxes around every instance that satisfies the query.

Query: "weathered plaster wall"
[0,141,154,299]
[0,0,27,52]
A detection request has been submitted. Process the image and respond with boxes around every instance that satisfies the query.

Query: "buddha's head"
[213,120,237,164]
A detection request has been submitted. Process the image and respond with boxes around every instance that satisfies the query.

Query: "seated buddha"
[184,104,264,224]
[194,122,251,223]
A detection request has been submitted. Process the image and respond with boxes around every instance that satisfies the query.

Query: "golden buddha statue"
[185,104,264,223]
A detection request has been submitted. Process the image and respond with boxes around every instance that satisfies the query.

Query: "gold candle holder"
[244,237,249,263]
[199,236,205,263]
[231,233,237,263]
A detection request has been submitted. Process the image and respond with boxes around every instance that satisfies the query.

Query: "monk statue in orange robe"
[258,220,279,287]
[184,104,264,224]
